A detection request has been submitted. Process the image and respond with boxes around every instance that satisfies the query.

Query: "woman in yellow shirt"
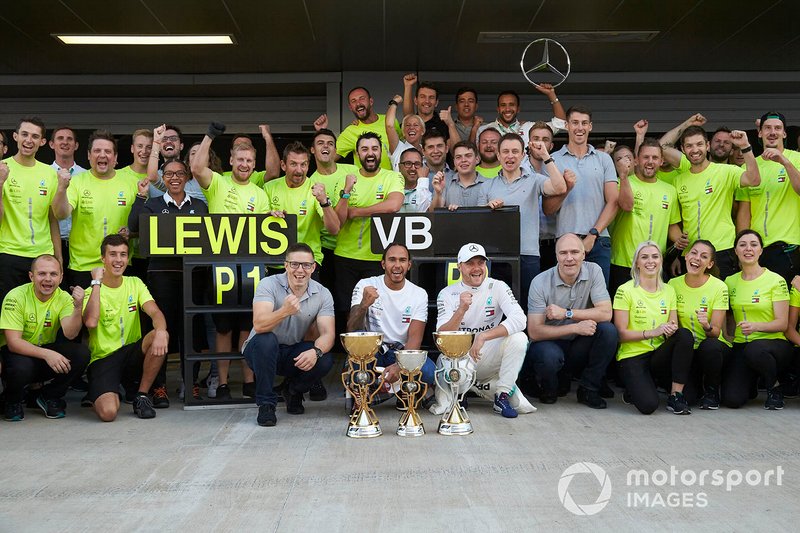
[613,241,694,414]
[667,240,731,410]
[723,229,792,410]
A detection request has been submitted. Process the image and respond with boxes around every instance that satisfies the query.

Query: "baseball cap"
[759,111,786,129]
[458,243,487,263]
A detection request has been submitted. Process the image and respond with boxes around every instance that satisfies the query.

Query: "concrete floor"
[2,370,799,533]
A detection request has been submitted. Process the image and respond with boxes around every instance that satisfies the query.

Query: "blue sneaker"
[493,392,518,418]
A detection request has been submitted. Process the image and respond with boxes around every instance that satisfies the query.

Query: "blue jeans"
[243,333,334,407]
[524,321,618,393]
[520,254,541,314]
[586,236,611,286]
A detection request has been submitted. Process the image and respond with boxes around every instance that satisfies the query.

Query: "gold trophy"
[433,331,476,436]
[341,332,384,438]
[395,350,429,437]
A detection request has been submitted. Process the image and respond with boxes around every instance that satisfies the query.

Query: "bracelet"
[543,158,554,165]
[550,98,559,105]
[740,145,753,154]
[136,194,148,200]
[388,100,398,107]
[319,200,331,208]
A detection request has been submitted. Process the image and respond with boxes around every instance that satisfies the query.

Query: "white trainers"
[207,375,220,399]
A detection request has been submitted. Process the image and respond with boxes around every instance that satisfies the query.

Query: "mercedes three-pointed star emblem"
[520,38,571,89]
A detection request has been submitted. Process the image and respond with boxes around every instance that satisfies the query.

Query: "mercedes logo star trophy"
[395,350,429,437]
[341,332,385,438]
[520,38,571,89]
[433,331,476,436]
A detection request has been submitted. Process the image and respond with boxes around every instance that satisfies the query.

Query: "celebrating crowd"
[2,73,800,428]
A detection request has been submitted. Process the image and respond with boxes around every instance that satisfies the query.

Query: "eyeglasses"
[162,135,180,142]
[286,261,314,271]
[400,161,423,169]
[163,170,188,178]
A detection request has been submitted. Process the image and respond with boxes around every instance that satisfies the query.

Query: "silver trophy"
[433,331,476,436]
[395,350,429,437]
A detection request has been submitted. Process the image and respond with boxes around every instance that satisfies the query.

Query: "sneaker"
[257,404,277,426]
[577,386,607,409]
[191,383,202,401]
[667,391,691,415]
[215,384,232,401]
[151,386,170,409]
[309,380,327,401]
[36,396,66,419]
[765,387,784,410]
[700,387,720,410]
[4,402,24,422]
[132,394,156,419]
[70,376,89,392]
[283,384,305,415]
[242,381,256,399]
[599,380,616,399]
[493,392,518,418]
[206,375,220,399]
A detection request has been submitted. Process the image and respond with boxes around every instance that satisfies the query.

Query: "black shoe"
[283,385,305,415]
[700,387,720,410]
[132,394,156,419]
[667,391,691,415]
[539,390,557,404]
[36,396,66,419]
[781,375,799,399]
[4,401,24,422]
[215,384,232,401]
[623,390,633,404]
[257,404,277,426]
[599,380,615,399]
[765,387,784,410]
[577,386,607,409]
[151,386,170,409]
[80,394,93,408]
[309,380,327,401]
[70,376,89,392]
[242,381,256,399]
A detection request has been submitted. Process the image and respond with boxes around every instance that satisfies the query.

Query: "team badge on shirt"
[117,191,127,206]
[484,296,495,318]
[661,194,669,209]
[401,305,411,324]
[699,297,708,313]
[247,196,256,212]
[704,180,713,194]
[43,310,52,328]
[299,199,308,216]
[127,295,137,313]
[751,290,760,304]
[660,299,667,314]
[777,169,786,183]
[376,185,385,200]
[38,179,48,196]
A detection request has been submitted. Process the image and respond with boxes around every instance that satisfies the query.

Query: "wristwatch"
[339,189,351,199]
[319,198,331,208]
[565,308,573,320]
[588,228,600,237]
[90,279,102,286]
[313,346,323,359]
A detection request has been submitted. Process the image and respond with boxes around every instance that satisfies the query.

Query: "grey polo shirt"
[241,273,334,350]
[478,168,548,256]
[442,173,487,207]
[551,144,617,238]
[521,157,557,240]
[528,262,610,338]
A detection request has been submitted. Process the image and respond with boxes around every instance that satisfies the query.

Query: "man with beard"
[662,124,761,280]
[332,132,404,324]
[476,127,502,179]
[482,86,566,145]
[221,127,281,189]
[401,74,448,143]
[734,112,800,282]
[453,87,482,143]
[1,254,90,421]
[397,148,431,212]
[49,126,86,273]
[190,122,269,400]
[709,127,733,164]
[264,141,340,271]
[53,130,138,291]
[431,141,486,210]
[315,87,400,171]
[609,138,685,296]
[0,118,60,303]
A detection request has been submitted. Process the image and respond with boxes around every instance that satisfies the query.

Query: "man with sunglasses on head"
[240,242,335,427]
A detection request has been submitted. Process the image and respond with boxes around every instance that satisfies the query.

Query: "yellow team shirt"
[312,164,357,250]
[333,168,404,261]
[674,162,745,253]
[725,269,789,344]
[223,170,267,189]
[476,165,501,179]
[611,175,680,268]
[735,150,800,246]
[613,280,677,361]
[0,158,58,257]
[336,115,401,171]
[0,283,74,349]
[67,171,137,272]
[116,166,147,258]
[668,275,731,349]
[264,177,326,264]
[789,287,800,343]
[83,276,153,363]
[202,172,268,214]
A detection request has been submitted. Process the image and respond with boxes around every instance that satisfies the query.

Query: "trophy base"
[396,424,425,437]
[346,423,382,438]
[438,420,473,436]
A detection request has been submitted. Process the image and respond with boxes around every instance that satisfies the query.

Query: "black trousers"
[0,254,34,304]
[691,337,731,391]
[1,342,90,403]
[618,328,694,414]
[722,339,794,408]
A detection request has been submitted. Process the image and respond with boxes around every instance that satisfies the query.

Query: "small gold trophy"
[433,331,476,436]
[341,332,384,438]
[395,350,429,437]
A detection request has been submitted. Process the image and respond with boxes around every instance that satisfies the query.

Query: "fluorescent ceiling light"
[478,31,658,44]
[53,34,235,45]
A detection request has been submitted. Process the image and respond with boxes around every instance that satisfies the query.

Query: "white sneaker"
[207,375,220,399]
